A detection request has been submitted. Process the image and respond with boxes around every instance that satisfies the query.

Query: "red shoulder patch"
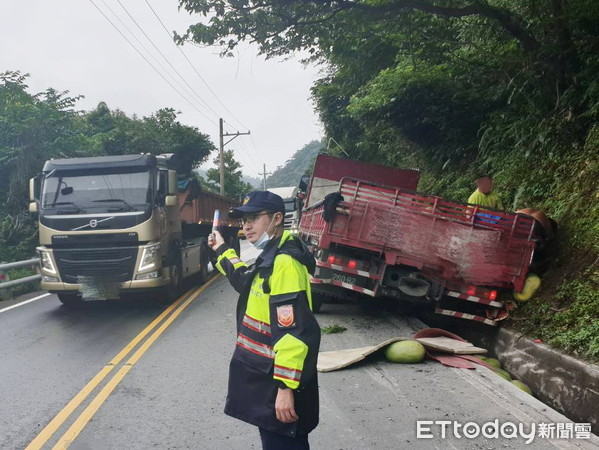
[277,304,295,328]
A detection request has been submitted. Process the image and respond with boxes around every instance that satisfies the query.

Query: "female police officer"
[208,191,320,450]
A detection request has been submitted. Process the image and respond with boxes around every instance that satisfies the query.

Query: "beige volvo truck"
[29,153,240,306]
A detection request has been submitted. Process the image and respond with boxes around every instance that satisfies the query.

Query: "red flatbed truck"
[299,155,537,325]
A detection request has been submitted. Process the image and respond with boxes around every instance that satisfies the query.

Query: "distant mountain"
[266,140,323,189]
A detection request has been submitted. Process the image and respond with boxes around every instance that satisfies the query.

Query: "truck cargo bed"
[300,177,536,292]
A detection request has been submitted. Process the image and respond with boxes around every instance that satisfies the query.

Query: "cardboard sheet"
[317,335,487,372]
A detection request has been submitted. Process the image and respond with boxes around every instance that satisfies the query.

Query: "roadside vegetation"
[178,0,598,360]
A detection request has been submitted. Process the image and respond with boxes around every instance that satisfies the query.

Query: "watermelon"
[485,358,501,369]
[493,368,512,381]
[385,340,426,364]
[513,274,541,302]
[511,380,533,395]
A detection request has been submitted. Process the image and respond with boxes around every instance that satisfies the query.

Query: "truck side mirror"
[165,195,178,207]
[29,175,41,202]
[168,170,177,195]
[29,175,41,213]
[299,175,310,192]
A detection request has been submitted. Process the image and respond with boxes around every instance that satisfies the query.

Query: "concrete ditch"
[493,327,599,434]
[417,312,599,435]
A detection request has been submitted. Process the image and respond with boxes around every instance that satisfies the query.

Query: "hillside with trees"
[180,0,598,360]
[266,140,322,188]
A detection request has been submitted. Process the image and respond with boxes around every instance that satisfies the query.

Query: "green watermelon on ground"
[385,340,426,364]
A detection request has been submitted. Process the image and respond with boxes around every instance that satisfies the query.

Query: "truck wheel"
[57,293,82,307]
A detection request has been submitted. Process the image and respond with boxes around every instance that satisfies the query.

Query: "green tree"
[0,71,93,260]
[206,150,254,200]
[85,105,214,174]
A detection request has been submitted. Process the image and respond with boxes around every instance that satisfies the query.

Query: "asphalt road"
[1,242,598,450]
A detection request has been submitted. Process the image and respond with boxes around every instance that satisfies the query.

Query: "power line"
[114,0,222,120]
[143,0,250,131]
[88,0,217,126]
[249,135,267,171]
[98,0,203,109]
[236,137,262,174]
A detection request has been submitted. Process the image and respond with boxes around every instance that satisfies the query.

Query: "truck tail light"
[348,259,357,269]
[327,255,335,264]
[465,286,498,301]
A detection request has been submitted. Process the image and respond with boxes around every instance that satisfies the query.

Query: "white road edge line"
[0,292,52,314]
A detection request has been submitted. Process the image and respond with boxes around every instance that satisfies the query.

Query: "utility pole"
[219,118,250,197]
[259,163,272,190]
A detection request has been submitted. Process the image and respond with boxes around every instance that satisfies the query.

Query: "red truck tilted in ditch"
[299,155,537,325]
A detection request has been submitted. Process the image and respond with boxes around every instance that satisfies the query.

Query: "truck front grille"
[53,247,138,284]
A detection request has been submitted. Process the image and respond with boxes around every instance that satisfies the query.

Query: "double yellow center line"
[26,275,220,450]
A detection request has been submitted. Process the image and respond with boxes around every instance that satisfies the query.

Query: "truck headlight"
[37,248,56,275]
[42,275,59,282]
[139,243,161,272]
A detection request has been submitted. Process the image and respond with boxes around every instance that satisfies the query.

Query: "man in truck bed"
[468,175,504,209]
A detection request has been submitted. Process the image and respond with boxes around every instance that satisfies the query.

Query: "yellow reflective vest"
[215,230,320,437]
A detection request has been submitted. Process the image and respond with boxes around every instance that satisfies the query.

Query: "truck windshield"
[41,169,152,214]
[284,199,297,213]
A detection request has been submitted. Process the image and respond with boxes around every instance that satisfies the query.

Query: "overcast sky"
[0,0,323,178]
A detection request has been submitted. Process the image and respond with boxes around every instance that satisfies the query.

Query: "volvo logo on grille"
[71,216,115,231]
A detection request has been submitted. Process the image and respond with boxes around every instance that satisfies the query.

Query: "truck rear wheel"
[57,292,83,307]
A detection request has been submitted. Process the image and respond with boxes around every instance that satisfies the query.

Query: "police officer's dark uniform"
[214,191,320,450]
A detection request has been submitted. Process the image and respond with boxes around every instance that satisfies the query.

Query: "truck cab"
[29,153,239,305]
[267,186,301,234]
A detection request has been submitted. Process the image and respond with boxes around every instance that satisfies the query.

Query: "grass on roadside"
[511,267,599,362]
[321,324,348,334]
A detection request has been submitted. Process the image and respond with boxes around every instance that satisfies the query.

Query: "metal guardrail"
[0,258,41,289]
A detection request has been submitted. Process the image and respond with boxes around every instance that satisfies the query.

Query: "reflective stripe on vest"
[242,314,271,337]
[274,364,302,382]
[237,333,274,359]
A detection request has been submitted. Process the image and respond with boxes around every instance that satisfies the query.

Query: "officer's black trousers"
[259,428,309,450]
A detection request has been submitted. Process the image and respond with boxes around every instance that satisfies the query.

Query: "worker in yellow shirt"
[468,175,504,209]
